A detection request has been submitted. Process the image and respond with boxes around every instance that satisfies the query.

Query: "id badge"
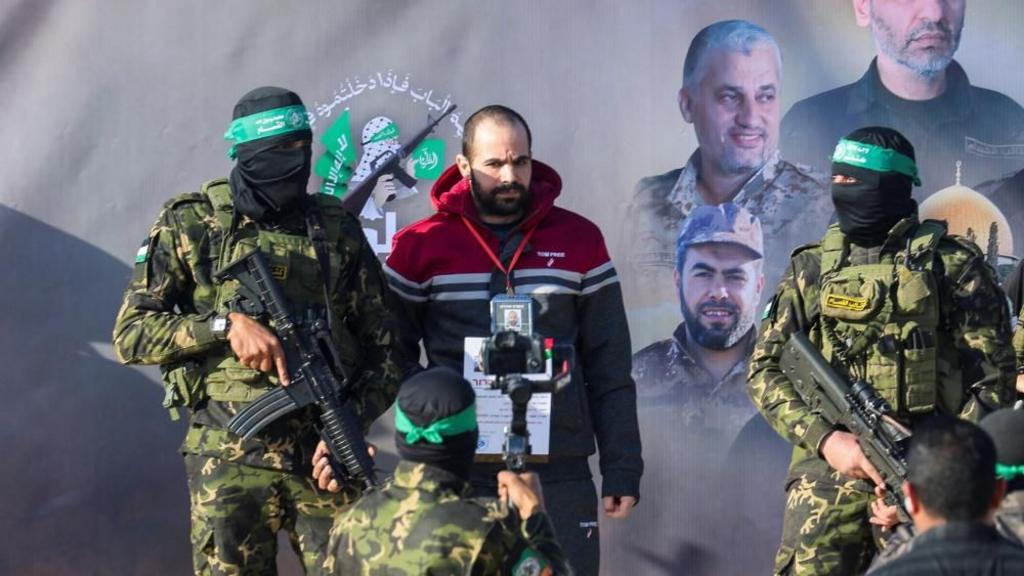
[491,294,533,335]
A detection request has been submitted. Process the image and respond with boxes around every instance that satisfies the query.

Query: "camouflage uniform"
[112,178,401,575]
[747,217,1015,576]
[624,150,832,314]
[326,461,572,575]
[632,324,757,439]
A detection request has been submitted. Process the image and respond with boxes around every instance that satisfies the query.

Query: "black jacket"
[869,522,1024,576]
[781,59,1024,195]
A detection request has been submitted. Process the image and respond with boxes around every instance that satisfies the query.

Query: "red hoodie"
[384,161,643,497]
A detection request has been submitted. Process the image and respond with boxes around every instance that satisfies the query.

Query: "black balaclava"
[228,87,313,221]
[395,367,479,482]
[831,126,919,247]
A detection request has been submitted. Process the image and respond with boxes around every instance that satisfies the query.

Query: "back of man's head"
[394,367,479,482]
[907,415,998,522]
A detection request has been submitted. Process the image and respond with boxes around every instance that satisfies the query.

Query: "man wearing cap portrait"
[748,126,1014,575]
[632,203,764,436]
[112,87,400,575]
[617,203,773,575]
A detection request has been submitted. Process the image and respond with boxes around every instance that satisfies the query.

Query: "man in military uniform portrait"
[112,87,400,575]
[632,202,764,438]
[781,0,1024,194]
[625,18,831,328]
[748,126,1015,575]
[323,367,571,575]
[616,202,775,575]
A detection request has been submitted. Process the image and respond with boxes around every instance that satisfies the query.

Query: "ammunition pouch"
[160,360,205,421]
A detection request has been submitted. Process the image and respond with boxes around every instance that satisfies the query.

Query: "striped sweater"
[385,161,643,496]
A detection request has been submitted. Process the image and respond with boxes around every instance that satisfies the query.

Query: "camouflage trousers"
[774,473,886,576]
[184,454,352,576]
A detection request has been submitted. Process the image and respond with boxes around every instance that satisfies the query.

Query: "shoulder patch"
[135,239,150,263]
[762,295,777,321]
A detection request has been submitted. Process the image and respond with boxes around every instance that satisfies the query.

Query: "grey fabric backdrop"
[3,1,1023,573]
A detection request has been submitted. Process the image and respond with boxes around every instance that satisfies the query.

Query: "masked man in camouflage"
[112,87,400,575]
[324,367,571,575]
[747,126,1015,575]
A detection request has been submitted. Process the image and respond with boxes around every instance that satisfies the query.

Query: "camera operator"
[323,367,571,575]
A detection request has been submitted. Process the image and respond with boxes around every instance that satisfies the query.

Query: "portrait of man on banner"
[781,0,1024,195]
[624,19,831,344]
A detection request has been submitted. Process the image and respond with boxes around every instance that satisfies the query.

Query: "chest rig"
[815,220,952,418]
[196,180,345,403]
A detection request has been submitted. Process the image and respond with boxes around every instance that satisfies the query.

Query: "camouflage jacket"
[623,149,832,302]
[112,179,400,471]
[748,217,1015,483]
[632,323,757,438]
[326,461,572,576]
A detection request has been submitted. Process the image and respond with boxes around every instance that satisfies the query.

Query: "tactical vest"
[815,220,954,417]
[162,179,351,417]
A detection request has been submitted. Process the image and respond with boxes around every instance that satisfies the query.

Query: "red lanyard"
[460,215,538,295]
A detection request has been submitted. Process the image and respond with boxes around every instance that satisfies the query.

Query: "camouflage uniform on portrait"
[327,461,570,576]
[747,214,1015,575]
[625,150,832,309]
[113,88,400,575]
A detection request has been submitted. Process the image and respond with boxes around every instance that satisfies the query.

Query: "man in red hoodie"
[382,105,643,575]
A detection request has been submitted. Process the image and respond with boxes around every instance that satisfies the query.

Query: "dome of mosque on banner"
[919,161,1014,257]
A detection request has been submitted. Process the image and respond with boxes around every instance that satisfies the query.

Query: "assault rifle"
[215,249,379,489]
[341,104,457,215]
[779,332,913,526]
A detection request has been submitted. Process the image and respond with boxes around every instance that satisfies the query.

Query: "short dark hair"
[461,105,532,157]
[907,415,998,522]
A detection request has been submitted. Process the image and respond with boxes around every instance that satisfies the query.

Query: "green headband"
[394,403,478,445]
[997,463,1024,481]
[831,138,922,186]
[224,105,310,160]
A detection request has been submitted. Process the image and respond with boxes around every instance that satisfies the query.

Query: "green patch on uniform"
[762,297,775,321]
[410,138,445,180]
[135,242,149,263]
[512,547,550,576]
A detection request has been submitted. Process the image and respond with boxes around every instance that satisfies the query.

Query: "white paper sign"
[463,337,552,457]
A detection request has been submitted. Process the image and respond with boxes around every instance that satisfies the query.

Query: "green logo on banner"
[410,138,445,180]
[316,111,356,197]
[367,121,400,143]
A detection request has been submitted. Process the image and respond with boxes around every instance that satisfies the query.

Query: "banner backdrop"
[3,1,1024,574]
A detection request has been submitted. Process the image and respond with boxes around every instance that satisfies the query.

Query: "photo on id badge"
[491,294,533,335]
